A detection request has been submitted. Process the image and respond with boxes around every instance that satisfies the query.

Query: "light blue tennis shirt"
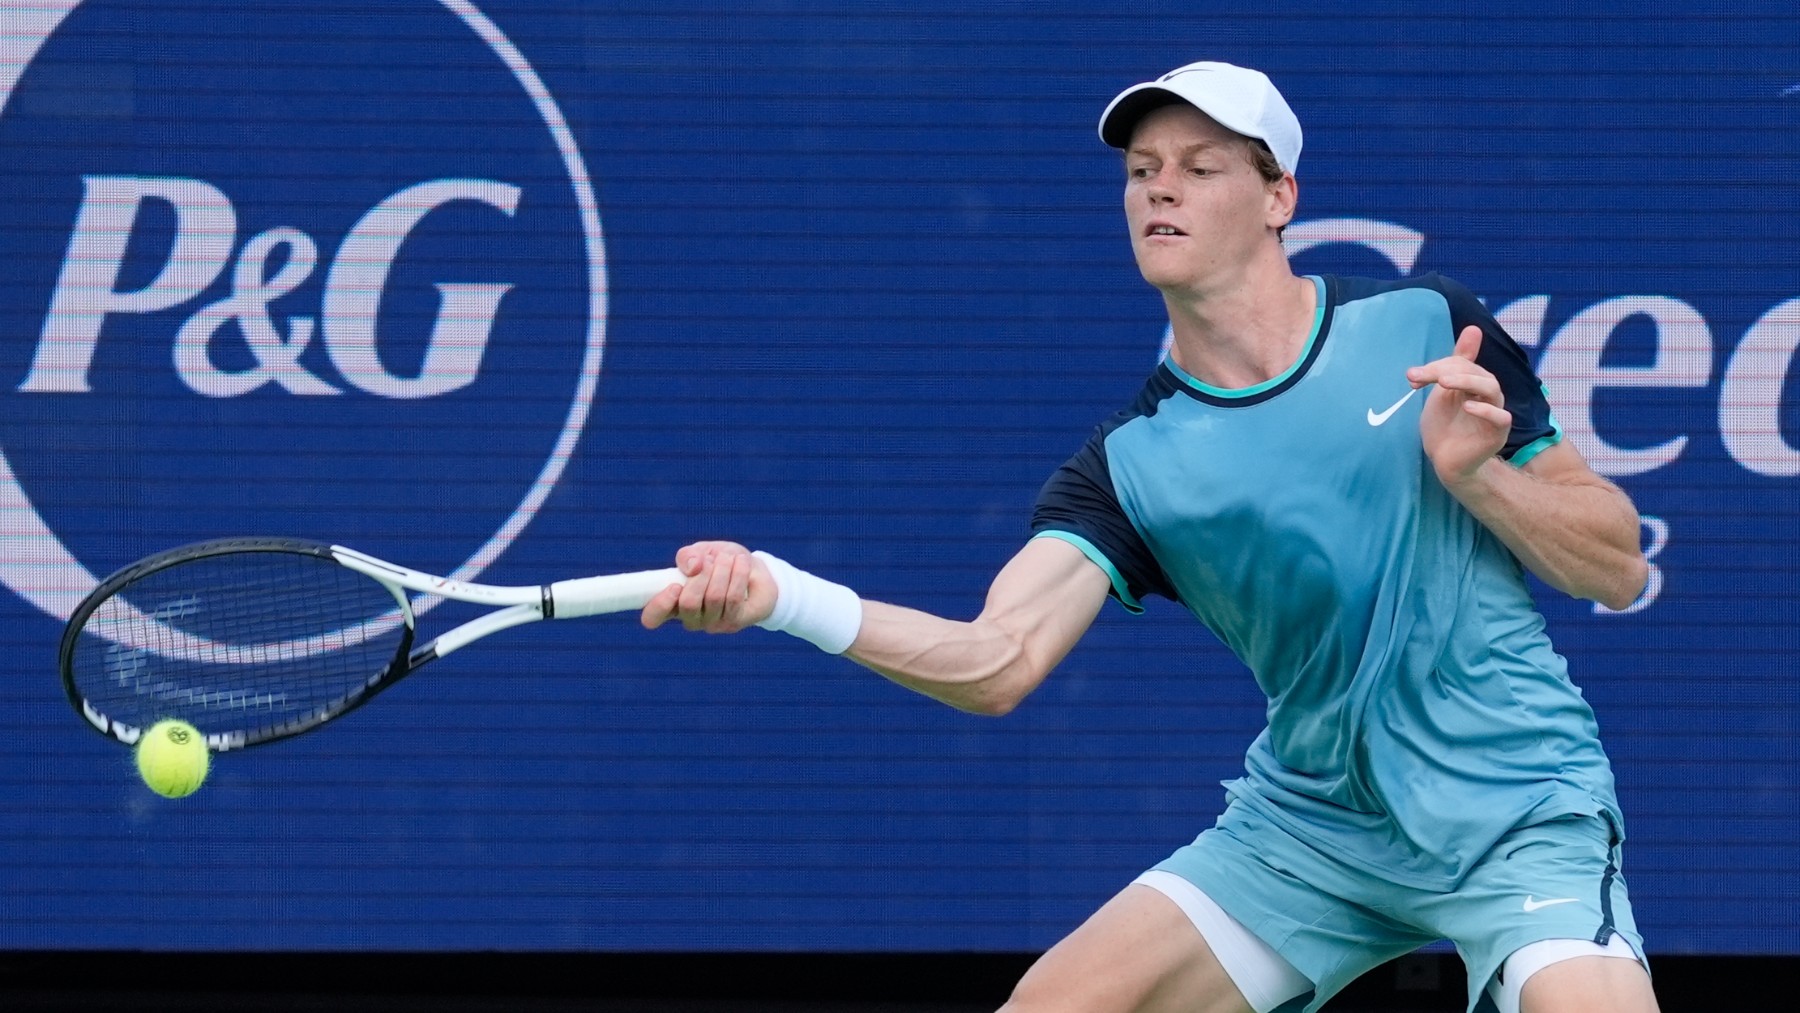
[1032,274,1622,890]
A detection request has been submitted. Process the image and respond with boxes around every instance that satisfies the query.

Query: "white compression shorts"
[1485,933,1643,1013]
[1133,870,1645,1013]
[1133,870,1311,1012]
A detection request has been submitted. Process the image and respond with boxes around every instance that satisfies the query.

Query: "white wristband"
[752,551,863,655]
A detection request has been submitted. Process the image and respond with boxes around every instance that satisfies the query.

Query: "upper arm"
[1518,437,1642,518]
[977,535,1111,684]
[1518,437,1605,487]
[1512,432,1648,610]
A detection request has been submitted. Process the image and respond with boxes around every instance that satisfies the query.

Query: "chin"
[1136,261,1199,293]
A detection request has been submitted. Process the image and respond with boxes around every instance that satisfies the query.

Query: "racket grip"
[548,568,685,618]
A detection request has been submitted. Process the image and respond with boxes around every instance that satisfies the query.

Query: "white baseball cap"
[1097,61,1303,175]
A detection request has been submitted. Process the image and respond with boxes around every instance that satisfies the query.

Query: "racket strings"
[67,551,411,742]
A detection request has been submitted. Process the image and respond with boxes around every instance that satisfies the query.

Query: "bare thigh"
[998,884,1254,1013]
[1520,954,1660,1013]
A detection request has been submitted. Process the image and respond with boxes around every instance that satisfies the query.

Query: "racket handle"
[547,568,685,619]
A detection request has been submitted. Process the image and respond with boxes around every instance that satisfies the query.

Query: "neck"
[1163,254,1317,390]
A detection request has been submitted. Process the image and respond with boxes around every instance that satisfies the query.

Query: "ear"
[1265,173,1298,230]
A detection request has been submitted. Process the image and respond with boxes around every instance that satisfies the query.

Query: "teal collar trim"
[1163,275,1328,400]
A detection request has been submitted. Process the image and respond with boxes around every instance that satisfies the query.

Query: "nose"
[1143,165,1180,205]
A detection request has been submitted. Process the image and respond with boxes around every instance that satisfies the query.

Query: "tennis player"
[643,61,1660,1013]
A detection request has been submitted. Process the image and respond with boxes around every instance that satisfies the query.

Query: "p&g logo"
[0,0,606,621]
[20,175,522,400]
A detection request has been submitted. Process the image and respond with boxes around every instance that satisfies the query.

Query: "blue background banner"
[0,0,1795,956]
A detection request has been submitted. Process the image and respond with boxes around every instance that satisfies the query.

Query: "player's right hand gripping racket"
[59,537,685,751]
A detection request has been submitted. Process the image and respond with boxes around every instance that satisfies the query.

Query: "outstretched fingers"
[1407,326,1509,420]
[1406,325,1516,484]
[1433,367,1510,420]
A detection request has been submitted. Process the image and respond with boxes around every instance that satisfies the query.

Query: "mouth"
[1144,223,1187,238]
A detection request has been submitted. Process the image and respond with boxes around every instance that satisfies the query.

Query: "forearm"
[1445,457,1648,610]
[644,537,1107,715]
[846,600,1041,717]
[843,540,1108,715]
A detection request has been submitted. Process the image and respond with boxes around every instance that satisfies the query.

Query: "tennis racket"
[59,537,685,752]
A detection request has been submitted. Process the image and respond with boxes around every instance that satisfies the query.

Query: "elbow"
[964,694,1019,718]
[957,672,1034,718]
[1594,553,1650,613]
[965,685,1040,717]
[953,642,1042,717]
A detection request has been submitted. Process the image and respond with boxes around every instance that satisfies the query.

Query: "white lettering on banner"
[323,178,520,399]
[18,174,520,399]
[1504,295,1800,479]
[174,227,339,397]
[1516,296,1713,478]
[19,175,238,393]
[1284,218,1426,273]
[1719,299,1800,477]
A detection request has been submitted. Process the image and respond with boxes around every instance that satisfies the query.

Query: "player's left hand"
[1407,325,1511,486]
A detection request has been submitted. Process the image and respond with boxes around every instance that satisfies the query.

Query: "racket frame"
[60,537,681,751]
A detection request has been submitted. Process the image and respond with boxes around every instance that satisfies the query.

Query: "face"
[1122,103,1294,294]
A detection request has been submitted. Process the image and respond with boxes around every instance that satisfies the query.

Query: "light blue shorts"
[1152,799,1645,1013]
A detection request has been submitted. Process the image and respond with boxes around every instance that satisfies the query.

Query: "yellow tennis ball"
[136,719,210,798]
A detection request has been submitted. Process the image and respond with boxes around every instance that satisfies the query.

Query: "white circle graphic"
[0,0,607,628]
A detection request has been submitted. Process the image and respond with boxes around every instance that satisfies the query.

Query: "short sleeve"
[1432,274,1562,466]
[1030,422,1179,612]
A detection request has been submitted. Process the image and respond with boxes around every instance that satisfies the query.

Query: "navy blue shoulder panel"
[1030,374,1181,607]
[1335,273,1559,462]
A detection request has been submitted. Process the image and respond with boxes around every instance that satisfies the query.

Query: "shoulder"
[1326,273,1512,345]
[1330,272,1483,313]
[1031,370,1185,612]
[1083,366,1186,454]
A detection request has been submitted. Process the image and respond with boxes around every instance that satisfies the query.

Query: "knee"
[998,967,1123,1013]
[996,977,1069,1013]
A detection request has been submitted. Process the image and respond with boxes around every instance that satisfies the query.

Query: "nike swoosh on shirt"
[1522,896,1580,913]
[1366,386,1422,426]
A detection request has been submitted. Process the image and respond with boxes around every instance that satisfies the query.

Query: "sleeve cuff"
[1031,530,1144,613]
